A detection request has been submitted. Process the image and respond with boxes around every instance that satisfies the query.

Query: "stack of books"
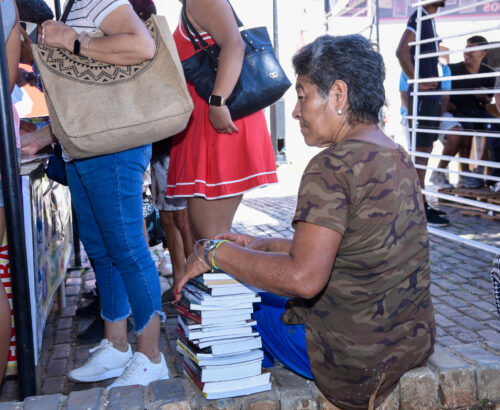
[175,272,271,399]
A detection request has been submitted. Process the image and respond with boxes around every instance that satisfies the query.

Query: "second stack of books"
[175,272,271,399]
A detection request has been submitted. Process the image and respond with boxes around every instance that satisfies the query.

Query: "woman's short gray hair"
[292,34,386,125]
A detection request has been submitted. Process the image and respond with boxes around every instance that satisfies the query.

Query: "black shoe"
[76,317,133,344]
[75,298,100,318]
[77,316,104,344]
[425,205,450,227]
[80,288,98,301]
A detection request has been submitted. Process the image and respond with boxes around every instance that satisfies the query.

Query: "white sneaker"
[106,352,169,390]
[430,171,452,188]
[158,253,173,276]
[68,339,132,382]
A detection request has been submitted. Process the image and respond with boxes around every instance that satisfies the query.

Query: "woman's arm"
[187,0,245,134]
[40,4,155,65]
[21,125,56,155]
[5,1,21,92]
[175,221,342,300]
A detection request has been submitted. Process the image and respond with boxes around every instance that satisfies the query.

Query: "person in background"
[151,138,194,278]
[174,34,436,410]
[21,0,169,389]
[165,0,278,240]
[396,0,449,227]
[433,36,498,190]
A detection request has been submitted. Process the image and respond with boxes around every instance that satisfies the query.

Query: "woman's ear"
[329,79,348,112]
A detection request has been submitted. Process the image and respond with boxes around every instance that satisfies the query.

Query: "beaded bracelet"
[210,240,229,272]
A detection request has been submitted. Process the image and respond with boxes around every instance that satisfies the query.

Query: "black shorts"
[407,96,442,148]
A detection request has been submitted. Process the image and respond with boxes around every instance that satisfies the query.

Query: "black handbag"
[180,0,291,120]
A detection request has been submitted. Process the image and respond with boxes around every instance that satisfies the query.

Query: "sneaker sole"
[68,367,127,383]
[427,221,450,227]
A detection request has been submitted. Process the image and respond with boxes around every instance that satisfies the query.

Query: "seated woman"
[174,34,436,410]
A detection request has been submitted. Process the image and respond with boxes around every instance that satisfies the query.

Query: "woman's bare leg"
[187,195,243,240]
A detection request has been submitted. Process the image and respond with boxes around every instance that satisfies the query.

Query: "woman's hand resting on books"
[173,249,210,302]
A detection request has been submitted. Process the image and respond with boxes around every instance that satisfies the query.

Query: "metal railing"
[406,0,500,255]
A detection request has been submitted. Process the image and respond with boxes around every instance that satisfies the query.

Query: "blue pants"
[253,292,313,379]
[65,145,164,334]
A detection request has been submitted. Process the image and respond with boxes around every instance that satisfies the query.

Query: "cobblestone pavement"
[0,165,498,409]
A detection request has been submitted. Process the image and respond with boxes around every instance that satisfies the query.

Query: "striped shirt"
[63,0,129,33]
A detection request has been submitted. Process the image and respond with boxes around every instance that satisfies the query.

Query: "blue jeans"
[65,145,164,334]
[253,292,313,379]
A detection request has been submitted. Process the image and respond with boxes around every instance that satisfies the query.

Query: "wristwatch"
[203,239,223,264]
[73,37,81,55]
[208,95,226,107]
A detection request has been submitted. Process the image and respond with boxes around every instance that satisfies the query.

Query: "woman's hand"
[21,125,55,155]
[173,251,210,302]
[39,20,77,51]
[209,105,238,134]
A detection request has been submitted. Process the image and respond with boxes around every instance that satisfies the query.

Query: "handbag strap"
[181,0,248,54]
[60,0,76,23]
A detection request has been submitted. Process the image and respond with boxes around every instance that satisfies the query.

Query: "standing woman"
[37,0,168,389]
[166,0,278,240]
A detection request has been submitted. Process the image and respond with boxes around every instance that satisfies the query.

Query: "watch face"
[209,95,224,106]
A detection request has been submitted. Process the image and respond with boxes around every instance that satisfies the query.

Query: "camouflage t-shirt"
[283,139,436,410]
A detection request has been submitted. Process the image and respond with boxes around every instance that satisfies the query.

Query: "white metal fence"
[407,0,500,254]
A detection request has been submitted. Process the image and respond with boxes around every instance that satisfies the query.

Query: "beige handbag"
[32,15,193,159]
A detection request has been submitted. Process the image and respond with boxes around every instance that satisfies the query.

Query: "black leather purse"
[180,0,291,120]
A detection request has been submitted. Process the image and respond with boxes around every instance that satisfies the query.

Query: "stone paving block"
[462,306,496,321]
[51,343,71,360]
[430,284,448,297]
[41,377,65,395]
[434,313,457,328]
[83,272,95,281]
[399,366,438,410]
[66,277,82,287]
[23,393,64,410]
[427,347,477,409]
[66,388,104,410]
[239,388,279,410]
[73,346,90,366]
[45,358,67,378]
[439,295,470,308]
[56,317,73,330]
[271,366,317,409]
[376,384,399,410]
[455,315,488,332]
[59,306,77,317]
[159,403,190,410]
[69,270,82,278]
[478,329,500,341]
[65,286,81,297]
[84,279,96,290]
[432,303,464,317]
[54,329,72,345]
[150,378,186,405]
[0,403,16,410]
[445,326,482,343]
[436,335,465,348]
[107,385,144,410]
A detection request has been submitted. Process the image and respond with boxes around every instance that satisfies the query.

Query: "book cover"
[189,278,255,296]
[184,368,272,400]
[183,362,271,395]
[177,339,263,366]
[178,315,256,340]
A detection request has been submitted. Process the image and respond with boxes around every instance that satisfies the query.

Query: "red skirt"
[166,82,278,199]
